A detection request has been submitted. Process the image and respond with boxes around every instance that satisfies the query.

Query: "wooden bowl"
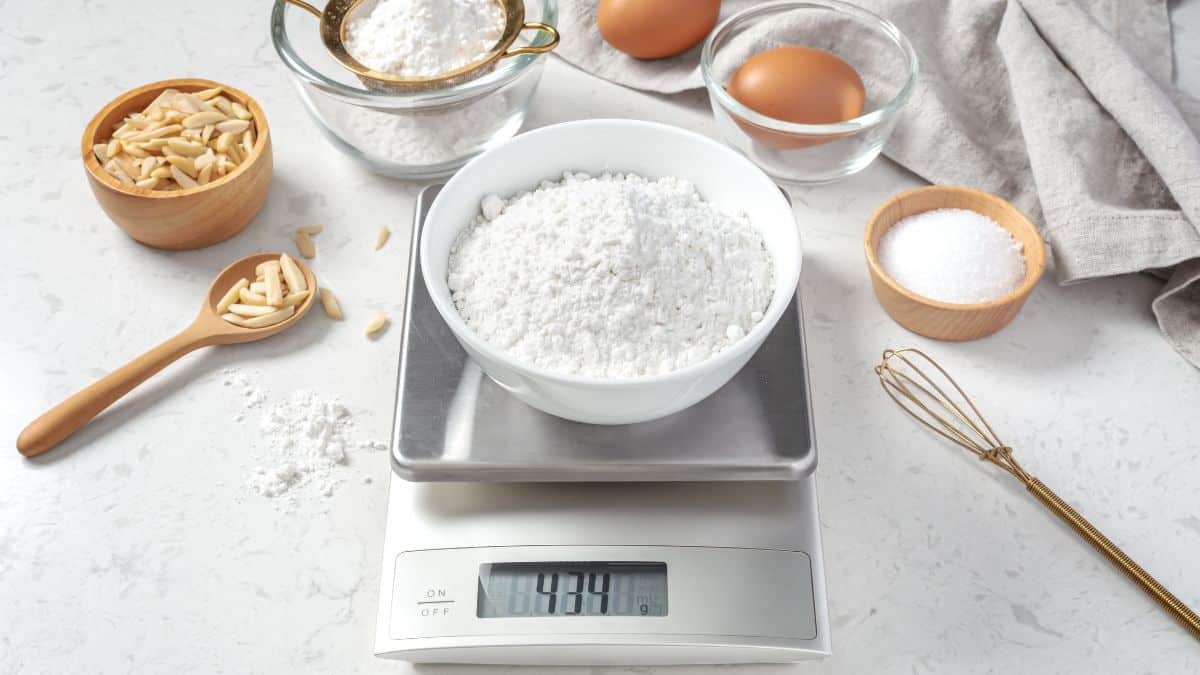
[81,78,272,250]
[863,185,1046,341]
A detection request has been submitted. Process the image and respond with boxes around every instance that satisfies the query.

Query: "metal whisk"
[875,347,1200,641]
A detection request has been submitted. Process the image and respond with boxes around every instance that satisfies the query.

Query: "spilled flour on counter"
[222,367,266,421]
[223,369,387,507]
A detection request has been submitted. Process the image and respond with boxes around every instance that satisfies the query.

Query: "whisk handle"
[1026,478,1200,641]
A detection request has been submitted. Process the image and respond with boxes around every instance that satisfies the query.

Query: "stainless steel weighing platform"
[390,185,819,482]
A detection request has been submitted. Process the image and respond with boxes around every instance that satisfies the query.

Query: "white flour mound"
[344,0,504,77]
[447,172,775,378]
[245,390,386,502]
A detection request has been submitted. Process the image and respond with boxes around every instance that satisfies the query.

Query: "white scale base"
[374,473,831,665]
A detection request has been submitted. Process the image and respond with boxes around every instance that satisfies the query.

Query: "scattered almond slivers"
[319,287,343,321]
[294,229,317,259]
[217,254,309,329]
[96,86,256,191]
[374,226,391,251]
[365,311,388,336]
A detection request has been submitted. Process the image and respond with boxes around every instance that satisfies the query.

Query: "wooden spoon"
[16,253,317,457]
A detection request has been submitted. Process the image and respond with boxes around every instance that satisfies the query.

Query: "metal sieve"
[283,0,559,93]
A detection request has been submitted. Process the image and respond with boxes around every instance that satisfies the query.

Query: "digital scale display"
[477,562,668,618]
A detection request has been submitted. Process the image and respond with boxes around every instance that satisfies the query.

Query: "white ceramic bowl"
[421,119,802,424]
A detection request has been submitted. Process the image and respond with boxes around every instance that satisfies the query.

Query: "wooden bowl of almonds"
[81,78,272,250]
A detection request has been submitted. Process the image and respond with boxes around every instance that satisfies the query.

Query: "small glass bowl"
[270,0,556,179]
[701,0,918,185]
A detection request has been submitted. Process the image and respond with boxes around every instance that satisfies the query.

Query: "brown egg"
[598,0,721,60]
[727,46,866,149]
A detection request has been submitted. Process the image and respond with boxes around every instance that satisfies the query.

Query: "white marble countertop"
[3,1,1199,673]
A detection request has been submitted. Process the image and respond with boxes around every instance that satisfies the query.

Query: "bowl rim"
[863,185,1048,311]
[80,78,270,199]
[700,0,920,135]
[420,118,803,389]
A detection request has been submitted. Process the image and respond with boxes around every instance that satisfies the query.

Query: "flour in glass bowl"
[340,95,509,165]
[344,0,505,77]
[447,173,775,378]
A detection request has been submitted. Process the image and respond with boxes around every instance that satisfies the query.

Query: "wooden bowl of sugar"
[863,185,1046,341]
[81,78,272,250]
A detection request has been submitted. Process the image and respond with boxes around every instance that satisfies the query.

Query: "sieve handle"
[283,0,322,18]
[1026,477,1200,641]
[504,22,560,57]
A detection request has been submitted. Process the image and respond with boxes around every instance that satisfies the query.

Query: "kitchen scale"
[374,187,830,665]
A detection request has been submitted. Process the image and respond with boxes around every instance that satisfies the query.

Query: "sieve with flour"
[283,0,559,93]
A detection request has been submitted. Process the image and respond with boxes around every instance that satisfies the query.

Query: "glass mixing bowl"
[701,0,918,185]
[270,0,557,179]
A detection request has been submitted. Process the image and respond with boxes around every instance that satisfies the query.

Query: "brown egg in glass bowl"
[701,0,918,185]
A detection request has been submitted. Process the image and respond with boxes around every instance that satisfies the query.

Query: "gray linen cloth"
[557,0,1200,366]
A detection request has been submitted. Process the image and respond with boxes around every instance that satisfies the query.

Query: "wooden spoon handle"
[16,324,212,457]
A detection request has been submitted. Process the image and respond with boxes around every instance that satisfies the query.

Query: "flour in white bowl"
[447,172,775,378]
[344,0,505,77]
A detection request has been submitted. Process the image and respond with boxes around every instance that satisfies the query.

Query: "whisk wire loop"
[875,347,1200,641]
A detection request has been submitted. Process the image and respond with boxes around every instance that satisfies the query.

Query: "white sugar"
[877,208,1026,304]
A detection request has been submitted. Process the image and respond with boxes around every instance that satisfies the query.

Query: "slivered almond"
[279,253,307,292]
[249,281,268,295]
[197,164,213,185]
[171,165,199,189]
[135,177,159,190]
[211,96,234,116]
[172,94,199,113]
[239,288,269,305]
[365,312,388,336]
[92,144,107,163]
[216,278,248,313]
[227,303,279,317]
[184,111,226,129]
[166,155,197,178]
[232,102,252,120]
[319,287,343,320]
[255,260,281,278]
[280,290,310,308]
[264,264,284,306]
[296,224,324,235]
[222,305,294,328]
[193,87,223,101]
[214,131,236,153]
[216,119,250,134]
[150,166,171,179]
[242,129,254,154]
[167,138,206,157]
[115,156,140,181]
[122,142,149,158]
[294,231,316,259]
[129,124,182,142]
[374,226,391,251]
